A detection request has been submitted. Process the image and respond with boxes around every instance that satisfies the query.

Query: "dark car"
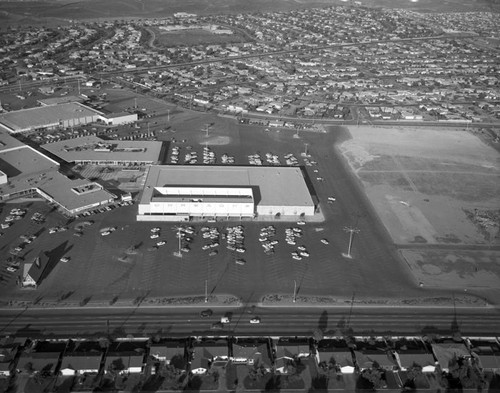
[200,309,213,318]
[211,322,224,330]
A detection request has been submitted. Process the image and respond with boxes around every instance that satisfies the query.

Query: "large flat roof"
[38,96,84,106]
[140,165,314,208]
[0,131,26,152]
[41,135,163,163]
[39,173,115,212]
[0,102,101,132]
[0,146,59,179]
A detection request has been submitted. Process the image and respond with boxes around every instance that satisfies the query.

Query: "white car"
[150,233,159,239]
[151,227,161,232]
[235,259,246,265]
[328,196,336,202]
[321,238,329,245]
[6,266,18,273]
[60,256,70,263]
[101,231,111,236]
[292,255,302,261]
[236,248,246,253]
[250,317,261,324]
[156,241,166,246]
[297,221,306,226]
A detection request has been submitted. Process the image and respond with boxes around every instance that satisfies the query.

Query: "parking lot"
[0,118,425,307]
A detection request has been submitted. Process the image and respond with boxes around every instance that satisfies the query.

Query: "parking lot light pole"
[342,226,360,259]
[293,280,297,303]
[173,227,182,258]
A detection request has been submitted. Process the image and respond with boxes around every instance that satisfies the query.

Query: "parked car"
[250,317,261,324]
[200,309,213,318]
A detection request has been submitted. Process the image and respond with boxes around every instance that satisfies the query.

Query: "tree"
[360,368,386,390]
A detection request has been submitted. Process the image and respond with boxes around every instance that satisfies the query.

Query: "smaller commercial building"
[0,102,102,133]
[0,131,116,215]
[99,112,138,125]
[41,135,162,166]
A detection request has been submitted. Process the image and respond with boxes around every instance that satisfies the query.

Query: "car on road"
[156,241,166,246]
[101,231,111,236]
[235,259,246,266]
[211,322,224,330]
[321,238,329,245]
[328,196,336,202]
[200,309,213,318]
[250,317,261,324]
[297,221,306,225]
[150,233,159,239]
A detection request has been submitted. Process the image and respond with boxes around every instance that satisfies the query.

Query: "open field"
[402,249,500,290]
[152,27,247,47]
[339,126,500,246]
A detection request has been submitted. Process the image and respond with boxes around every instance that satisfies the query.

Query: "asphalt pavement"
[0,305,499,338]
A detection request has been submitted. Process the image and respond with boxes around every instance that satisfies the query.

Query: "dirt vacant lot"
[339,126,500,246]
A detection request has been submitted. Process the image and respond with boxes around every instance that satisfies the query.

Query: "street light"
[173,227,183,258]
[342,226,360,259]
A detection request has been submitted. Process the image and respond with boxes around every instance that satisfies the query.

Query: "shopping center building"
[137,165,315,221]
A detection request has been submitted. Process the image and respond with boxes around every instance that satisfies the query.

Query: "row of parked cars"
[74,200,133,218]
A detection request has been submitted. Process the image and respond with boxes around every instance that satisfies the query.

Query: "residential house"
[17,340,66,375]
[190,339,229,375]
[353,338,398,371]
[468,338,500,371]
[104,340,147,375]
[394,337,435,372]
[60,340,103,376]
[0,337,25,376]
[316,338,355,374]
[149,338,187,372]
[274,338,311,374]
[431,341,470,372]
[231,338,272,371]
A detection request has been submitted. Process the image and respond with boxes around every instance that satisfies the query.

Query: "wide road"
[0,306,499,339]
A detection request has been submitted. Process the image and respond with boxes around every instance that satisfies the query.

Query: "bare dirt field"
[402,249,500,290]
[338,125,500,299]
[152,28,246,47]
[339,126,500,246]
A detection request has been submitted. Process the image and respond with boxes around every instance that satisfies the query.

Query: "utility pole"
[342,226,360,259]
[304,143,309,157]
[293,280,297,303]
[347,292,355,329]
[204,279,208,303]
